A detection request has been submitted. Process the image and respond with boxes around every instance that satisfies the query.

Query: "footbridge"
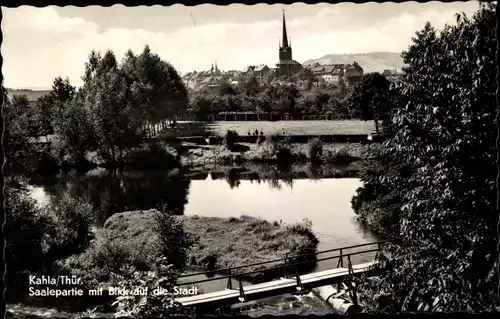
[174,240,391,308]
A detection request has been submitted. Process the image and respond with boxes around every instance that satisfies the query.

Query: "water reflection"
[27,164,383,257]
[30,169,190,226]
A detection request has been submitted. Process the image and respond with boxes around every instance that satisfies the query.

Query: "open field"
[206,120,376,136]
[158,120,376,138]
[30,121,376,144]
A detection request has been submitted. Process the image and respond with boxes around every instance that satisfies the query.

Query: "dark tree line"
[188,72,394,125]
[4,45,188,171]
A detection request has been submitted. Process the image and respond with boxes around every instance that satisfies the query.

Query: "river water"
[24,164,382,316]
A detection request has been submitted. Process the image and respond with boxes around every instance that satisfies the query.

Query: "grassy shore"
[62,209,318,285]
[180,141,382,167]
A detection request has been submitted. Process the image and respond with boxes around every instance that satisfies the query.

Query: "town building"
[306,62,364,87]
[275,10,303,79]
[382,69,403,82]
[182,62,240,92]
[241,64,272,83]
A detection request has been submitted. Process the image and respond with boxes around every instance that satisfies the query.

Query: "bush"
[256,135,266,145]
[111,258,195,317]
[324,147,356,164]
[5,179,95,302]
[267,133,282,145]
[208,136,223,145]
[224,130,239,149]
[5,181,53,301]
[307,138,323,162]
[58,230,153,285]
[122,141,178,169]
[154,205,197,271]
[44,195,94,265]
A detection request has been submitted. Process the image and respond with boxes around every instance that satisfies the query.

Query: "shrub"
[307,138,323,162]
[325,147,356,164]
[44,195,94,265]
[224,130,239,149]
[111,257,194,317]
[256,135,266,145]
[275,146,295,164]
[154,206,197,271]
[58,230,153,285]
[267,133,282,145]
[5,181,53,301]
[208,136,223,145]
[122,141,178,169]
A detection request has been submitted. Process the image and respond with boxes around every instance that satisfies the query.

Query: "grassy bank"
[63,210,318,284]
[180,139,382,167]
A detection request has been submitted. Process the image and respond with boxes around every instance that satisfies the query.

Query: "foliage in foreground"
[355,3,498,312]
[5,177,94,302]
[111,257,192,317]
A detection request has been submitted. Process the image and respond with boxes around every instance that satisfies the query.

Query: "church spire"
[282,9,289,48]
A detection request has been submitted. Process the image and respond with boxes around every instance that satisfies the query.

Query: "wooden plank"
[175,261,378,306]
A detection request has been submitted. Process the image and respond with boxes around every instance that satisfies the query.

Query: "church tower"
[279,10,292,61]
[275,9,302,79]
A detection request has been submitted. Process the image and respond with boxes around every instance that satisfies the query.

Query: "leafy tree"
[345,72,392,133]
[189,92,216,120]
[51,77,76,106]
[218,82,238,96]
[243,76,261,96]
[3,94,38,171]
[257,85,279,116]
[83,50,144,162]
[130,45,188,128]
[52,92,96,166]
[35,94,55,139]
[373,3,497,312]
[276,84,300,116]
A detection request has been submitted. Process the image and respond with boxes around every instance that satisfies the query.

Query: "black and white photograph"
[2,1,498,317]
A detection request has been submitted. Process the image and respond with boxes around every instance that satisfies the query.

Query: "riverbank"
[17,137,383,177]
[183,161,384,182]
[62,210,318,285]
[179,140,383,167]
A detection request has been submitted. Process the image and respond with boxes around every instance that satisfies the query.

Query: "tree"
[35,94,55,140]
[3,94,38,171]
[345,72,392,133]
[83,50,145,162]
[135,46,188,128]
[188,92,216,121]
[52,92,96,164]
[218,82,238,96]
[243,76,261,96]
[374,3,497,312]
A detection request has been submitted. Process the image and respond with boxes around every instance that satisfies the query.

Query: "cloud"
[2,4,480,88]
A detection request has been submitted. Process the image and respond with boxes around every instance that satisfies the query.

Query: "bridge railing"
[175,240,391,292]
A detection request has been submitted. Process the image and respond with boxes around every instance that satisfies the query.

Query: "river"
[24,164,382,316]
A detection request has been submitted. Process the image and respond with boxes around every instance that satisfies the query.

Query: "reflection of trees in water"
[225,168,241,189]
[38,170,191,226]
[305,164,324,180]
[222,165,294,191]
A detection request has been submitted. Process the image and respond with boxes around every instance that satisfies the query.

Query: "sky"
[2,2,482,89]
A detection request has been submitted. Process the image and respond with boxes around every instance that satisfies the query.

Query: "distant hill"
[302,52,405,73]
[7,89,51,102]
